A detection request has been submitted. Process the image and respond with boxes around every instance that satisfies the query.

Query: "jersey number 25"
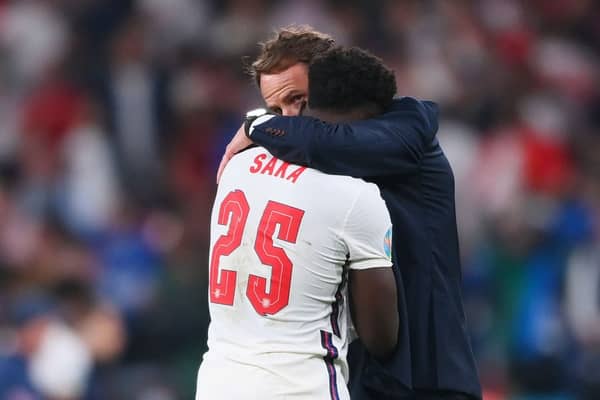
[209,190,305,316]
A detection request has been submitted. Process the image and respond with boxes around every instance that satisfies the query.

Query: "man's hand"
[217,123,253,184]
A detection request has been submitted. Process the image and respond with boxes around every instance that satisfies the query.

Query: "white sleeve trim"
[249,114,276,136]
[348,258,393,270]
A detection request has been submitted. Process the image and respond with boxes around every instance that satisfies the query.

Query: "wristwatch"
[244,108,271,137]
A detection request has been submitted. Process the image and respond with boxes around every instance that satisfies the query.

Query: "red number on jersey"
[248,201,305,315]
[209,191,305,315]
[209,190,249,305]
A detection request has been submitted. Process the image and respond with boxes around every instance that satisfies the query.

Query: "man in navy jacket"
[219,27,481,400]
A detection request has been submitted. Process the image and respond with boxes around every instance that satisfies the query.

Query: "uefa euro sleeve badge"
[384,226,393,260]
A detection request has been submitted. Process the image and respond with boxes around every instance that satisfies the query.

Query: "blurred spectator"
[0,0,68,89]
[59,97,120,236]
[0,293,92,400]
[210,0,269,57]
[138,0,212,57]
[95,16,170,205]
[29,320,93,399]
[565,245,600,399]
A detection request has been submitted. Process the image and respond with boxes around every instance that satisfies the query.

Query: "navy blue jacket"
[249,97,482,399]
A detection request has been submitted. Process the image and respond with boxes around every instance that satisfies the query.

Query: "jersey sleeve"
[341,183,393,270]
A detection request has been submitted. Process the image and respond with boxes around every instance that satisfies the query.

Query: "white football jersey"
[196,147,393,400]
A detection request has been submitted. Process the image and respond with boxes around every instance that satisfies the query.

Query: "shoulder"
[389,96,438,113]
[355,97,440,143]
[283,160,382,212]
[387,96,438,122]
[306,165,377,192]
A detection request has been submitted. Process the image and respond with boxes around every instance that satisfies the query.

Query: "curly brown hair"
[248,25,336,87]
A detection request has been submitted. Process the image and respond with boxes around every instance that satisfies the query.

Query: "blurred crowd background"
[0,0,598,399]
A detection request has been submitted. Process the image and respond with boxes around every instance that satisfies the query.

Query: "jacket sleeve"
[248,97,439,178]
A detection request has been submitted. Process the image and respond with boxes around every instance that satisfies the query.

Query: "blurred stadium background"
[0,0,598,399]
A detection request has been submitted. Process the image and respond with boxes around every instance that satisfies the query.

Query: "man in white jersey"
[196,46,399,400]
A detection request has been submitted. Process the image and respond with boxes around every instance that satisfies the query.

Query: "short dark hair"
[248,25,336,86]
[308,47,396,114]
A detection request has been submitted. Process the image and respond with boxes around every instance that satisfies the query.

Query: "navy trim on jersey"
[330,266,347,338]
[320,330,340,400]
[330,295,341,337]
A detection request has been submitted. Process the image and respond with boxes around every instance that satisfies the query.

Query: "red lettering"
[248,201,304,315]
[249,153,267,173]
[286,166,307,183]
[261,157,277,176]
[209,190,306,316]
[274,161,290,178]
[209,190,249,306]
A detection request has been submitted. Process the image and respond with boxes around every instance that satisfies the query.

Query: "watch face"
[246,108,268,118]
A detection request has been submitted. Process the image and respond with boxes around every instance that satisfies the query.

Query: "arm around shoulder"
[249,97,439,178]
